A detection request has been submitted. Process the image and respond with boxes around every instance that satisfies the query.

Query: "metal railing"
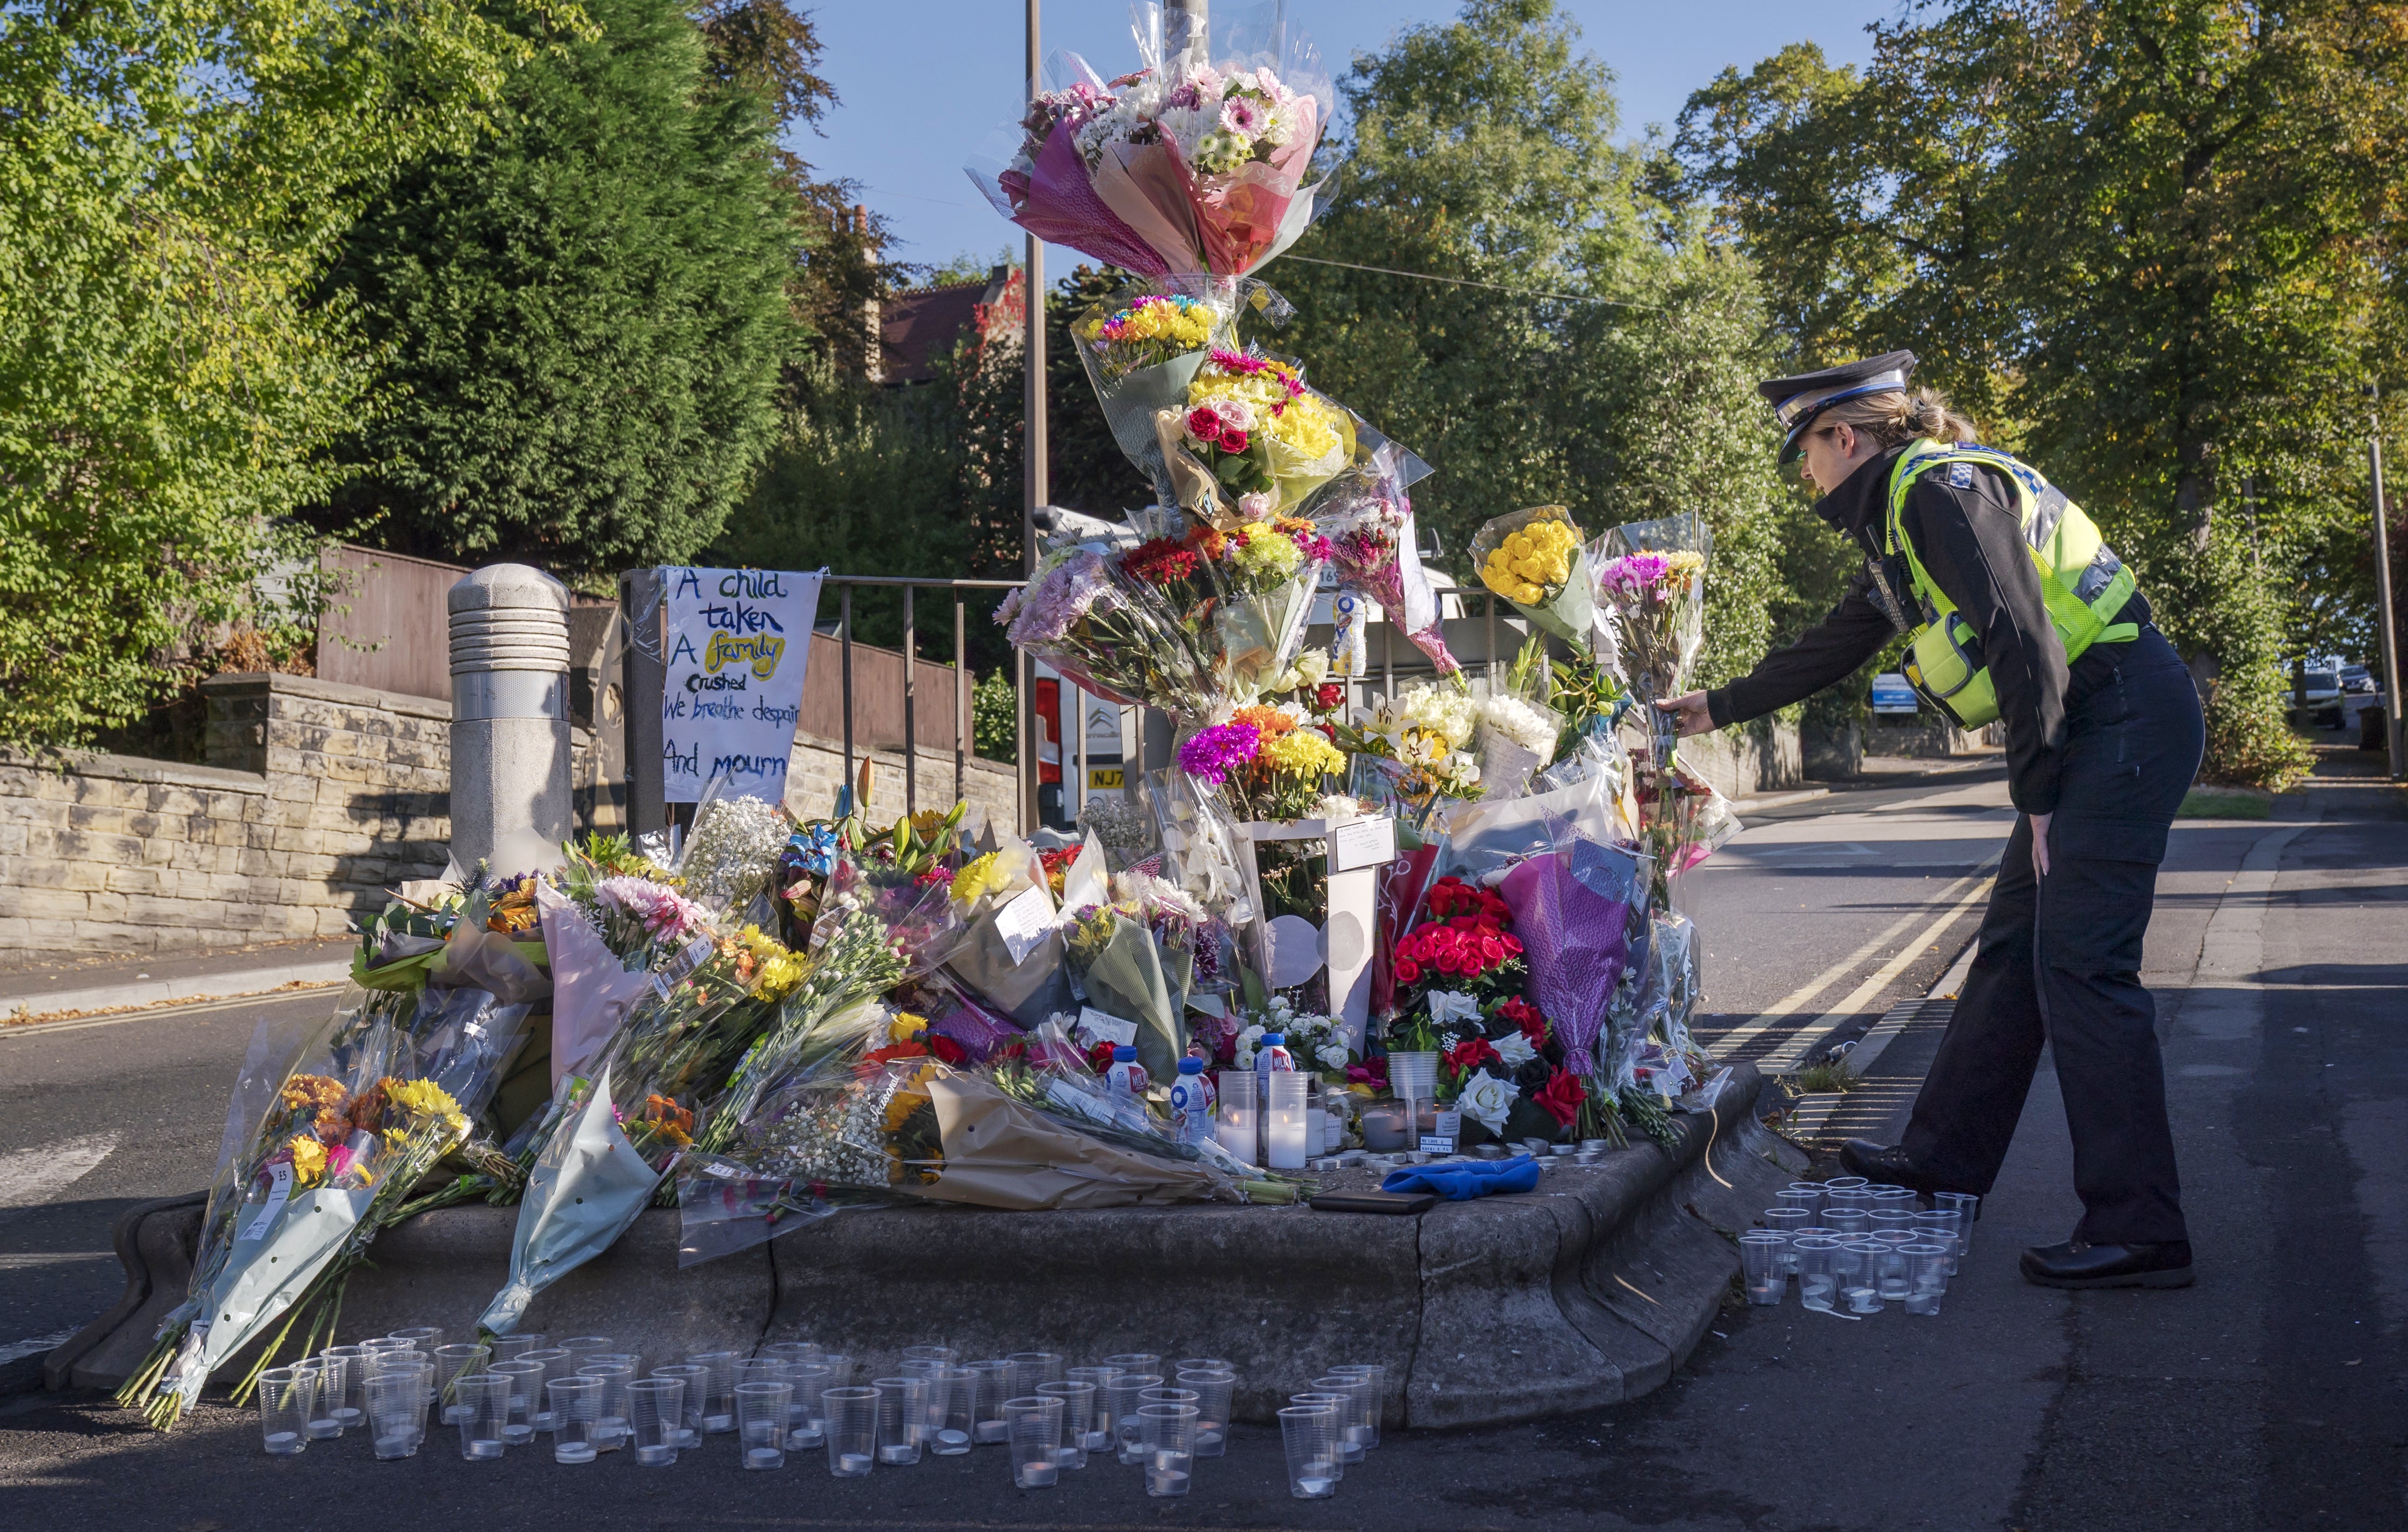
[822,575,1025,822]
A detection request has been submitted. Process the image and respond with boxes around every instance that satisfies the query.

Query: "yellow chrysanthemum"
[286,1135,327,1187]
[1259,729,1346,778]
[386,1079,462,1121]
[950,851,1005,906]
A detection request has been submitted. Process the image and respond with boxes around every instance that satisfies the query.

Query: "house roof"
[878,266,1019,384]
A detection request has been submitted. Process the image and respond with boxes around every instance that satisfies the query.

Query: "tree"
[0,0,556,750]
[1276,0,1793,686]
[314,0,805,581]
[1672,1,2408,786]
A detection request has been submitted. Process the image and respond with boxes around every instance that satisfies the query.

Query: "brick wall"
[0,674,460,964]
[0,670,1011,967]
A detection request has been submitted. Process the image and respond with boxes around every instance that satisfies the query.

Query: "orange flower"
[1231,704,1296,740]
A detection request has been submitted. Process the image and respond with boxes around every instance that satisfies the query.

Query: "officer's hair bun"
[1821,386,1981,449]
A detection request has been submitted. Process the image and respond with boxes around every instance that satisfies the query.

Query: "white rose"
[1455,1068,1518,1132]
[1317,1041,1351,1071]
[1238,490,1276,519]
[1493,1031,1538,1068]
[1426,991,1481,1029]
[1217,397,1257,433]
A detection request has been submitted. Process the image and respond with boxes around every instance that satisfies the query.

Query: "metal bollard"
[447,564,573,876]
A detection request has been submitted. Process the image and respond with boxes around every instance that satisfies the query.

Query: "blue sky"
[801,1,1907,275]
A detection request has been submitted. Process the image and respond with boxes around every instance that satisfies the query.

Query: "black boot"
[1836,1139,1979,1201]
[2019,1240,2195,1289]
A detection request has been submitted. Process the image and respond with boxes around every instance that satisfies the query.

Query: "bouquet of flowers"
[1177,703,1347,827]
[120,977,533,1426]
[1073,280,1241,505]
[476,920,800,1334]
[1154,349,1355,523]
[1228,994,1354,1078]
[673,784,795,926]
[1116,509,1331,702]
[1471,506,1599,654]
[966,8,1335,281]
[996,540,1213,717]
[1473,665,1565,803]
[943,835,1081,1027]
[1495,817,1651,1139]
[1315,435,1461,682]
[1339,681,1485,830]
[1595,520,1709,723]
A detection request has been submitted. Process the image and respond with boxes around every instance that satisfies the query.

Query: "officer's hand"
[1656,691,1713,738]
[2030,811,2052,878]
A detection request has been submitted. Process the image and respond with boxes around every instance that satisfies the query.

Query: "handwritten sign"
[660,567,824,803]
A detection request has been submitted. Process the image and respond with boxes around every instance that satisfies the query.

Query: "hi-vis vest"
[1885,439,2139,729]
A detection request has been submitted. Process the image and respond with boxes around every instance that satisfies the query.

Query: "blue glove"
[1379,1154,1541,1200]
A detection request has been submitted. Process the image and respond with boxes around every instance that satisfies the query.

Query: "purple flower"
[1177,722,1261,786]
[1598,551,1672,596]
[1000,550,1121,645]
[596,875,702,938]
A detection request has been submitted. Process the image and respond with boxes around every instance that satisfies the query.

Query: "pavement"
[0,747,2400,1528]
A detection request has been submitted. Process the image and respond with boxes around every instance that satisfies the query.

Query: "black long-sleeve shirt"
[1705,445,2148,817]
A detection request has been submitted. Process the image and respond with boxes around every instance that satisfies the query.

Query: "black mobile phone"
[1308,1190,1438,1215]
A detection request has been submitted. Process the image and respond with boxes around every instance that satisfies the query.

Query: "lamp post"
[2371,385,2405,780]
[1019,0,1047,832]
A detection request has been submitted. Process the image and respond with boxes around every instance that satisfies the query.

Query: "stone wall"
[0,674,464,965]
[787,734,1019,832]
[1681,716,1806,800]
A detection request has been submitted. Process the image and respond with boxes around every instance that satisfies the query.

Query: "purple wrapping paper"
[1499,846,1638,1076]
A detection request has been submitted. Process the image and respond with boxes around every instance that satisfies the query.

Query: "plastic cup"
[1291,1393,1352,1475]
[1036,1381,1096,1468]
[1104,1372,1164,1465]
[823,1386,878,1476]
[1008,1350,1064,1395]
[1098,1352,1161,1374]
[763,1340,823,1366]
[364,1368,425,1459]
[487,1333,542,1366]
[630,1377,687,1467]
[1139,1403,1198,1496]
[454,1373,511,1460]
[488,1359,546,1446]
[293,1355,340,1439]
[1175,1355,1230,1376]
[1842,1239,1888,1312]
[1903,1241,1951,1315]
[1777,1185,1823,1219]
[547,1375,601,1464]
[360,1335,414,1359]
[736,1356,787,1392]
[1825,1207,1871,1236]
[1761,1210,1812,1271]
[1740,1230,1788,1305]
[1823,1175,1868,1195]
[901,1344,957,1369]
[1935,1191,1980,1266]
[1868,1208,1918,1239]
[576,1363,634,1452]
[317,1345,367,1433]
[968,1359,1016,1444]
[922,1365,972,1454]
[651,1363,709,1447]
[817,1352,855,1385]
[586,1349,642,1378]
[1176,1367,1236,1457]
[1308,1375,1373,1463]
[432,1342,491,1424]
[736,1380,791,1469]
[1006,1395,1064,1488]
[255,1364,314,1456]
[386,1326,442,1350]
[1873,1239,1914,1302]
[687,1350,739,1433]
[1280,1403,1340,1498]
[1793,1235,1841,1311]
[871,1375,927,1465]
[1326,1364,1384,1450]
[518,1348,569,1429]
[1063,1367,1121,1452]
[776,1363,832,1449]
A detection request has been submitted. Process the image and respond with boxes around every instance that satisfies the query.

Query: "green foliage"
[1669,0,2406,787]
[972,670,1019,763]
[316,0,804,579]
[0,0,558,750]
[1277,0,1792,688]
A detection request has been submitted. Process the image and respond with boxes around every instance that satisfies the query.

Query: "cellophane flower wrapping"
[1314,433,1459,680]
[1594,512,1712,747]
[964,9,1336,280]
[132,976,533,1425]
[1470,506,1599,655]
[1340,681,1484,831]
[944,835,1078,1027]
[1495,820,1651,1085]
[673,785,795,926]
[1114,507,1329,704]
[996,540,1214,717]
[477,931,775,1333]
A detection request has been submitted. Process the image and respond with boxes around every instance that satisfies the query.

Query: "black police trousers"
[1899,623,2205,1246]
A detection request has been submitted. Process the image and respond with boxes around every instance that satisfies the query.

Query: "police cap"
[1759,351,1918,463]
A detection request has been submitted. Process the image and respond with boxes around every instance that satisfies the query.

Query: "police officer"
[1658,353,2206,1289]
